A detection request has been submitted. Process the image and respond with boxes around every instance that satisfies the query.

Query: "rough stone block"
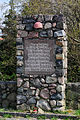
[57,100,65,107]
[56,60,63,68]
[50,100,56,107]
[17,24,25,30]
[23,81,29,88]
[27,97,36,104]
[16,38,23,43]
[52,106,65,111]
[52,23,56,27]
[46,76,57,83]
[54,30,66,37]
[35,89,40,97]
[56,21,63,29]
[17,103,30,111]
[17,95,26,104]
[39,31,48,37]
[50,89,56,95]
[40,88,49,99]
[17,61,23,66]
[25,23,34,31]
[16,45,23,50]
[16,50,23,56]
[50,93,62,100]
[17,78,23,87]
[55,69,64,77]
[56,41,64,46]
[56,85,65,92]
[27,32,38,38]
[18,30,28,37]
[56,46,63,54]
[44,22,52,29]
[17,66,23,74]
[17,56,23,61]
[37,15,44,22]
[22,18,35,24]
[56,54,64,60]
[37,99,51,111]
[58,77,64,85]
[47,30,53,37]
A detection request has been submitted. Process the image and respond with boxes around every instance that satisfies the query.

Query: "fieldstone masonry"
[16,14,67,112]
[0,81,17,109]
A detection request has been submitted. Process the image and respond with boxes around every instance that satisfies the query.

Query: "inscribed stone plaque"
[24,39,55,75]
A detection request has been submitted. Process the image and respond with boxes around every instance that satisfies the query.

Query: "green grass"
[26,115,31,119]
[51,117,58,120]
[3,114,13,118]
[74,109,80,116]
[37,115,47,120]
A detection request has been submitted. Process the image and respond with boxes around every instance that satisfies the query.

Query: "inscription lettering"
[24,39,55,75]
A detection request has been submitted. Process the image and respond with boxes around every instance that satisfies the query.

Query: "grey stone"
[2,93,7,99]
[0,83,6,89]
[16,38,23,43]
[16,45,23,50]
[50,89,56,95]
[27,97,36,104]
[17,24,25,30]
[39,31,48,37]
[46,76,57,83]
[50,100,56,107]
[9,102,16,108]
[37,99,51,111]
[47,30,53,37]
[17,66,23,74]
[40,78,45,83]
[17,95,26,104]
[40,88,49,99]
[56,46,63,54]
[17,78,23,87]
[25,23,34,31]
[17,87,23,93]
[56,21,63,29]
[52,106,65,111]
[58,77,64,84]
[7,93,16,102]
[2,100,9,108]
[18,30,28,37]
[50,93,62,100]
[56,60,63,68]
[24,78,29,81]
[30,87,36,90]
[57,100,65,107]
[30,78,42,88]
[56,85,65,92]
[23,18,35,23]
[55,69,64,77]
[54,30,66,37]
[17,103,30,111]
[41,84,48,87]
[38,107,45,114]
[16,56,23,61]
[26,89,35,96]
[37,15,44,22]
[23,81,29,88]
[35,89,40,97]
[44,22,52,29]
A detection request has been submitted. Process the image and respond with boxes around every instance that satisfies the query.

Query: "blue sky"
[0,0,10,24]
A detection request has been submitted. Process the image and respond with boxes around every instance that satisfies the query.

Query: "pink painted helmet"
[34,22,43,29]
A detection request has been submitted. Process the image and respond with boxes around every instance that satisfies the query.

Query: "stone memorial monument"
[16,14,67,112]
